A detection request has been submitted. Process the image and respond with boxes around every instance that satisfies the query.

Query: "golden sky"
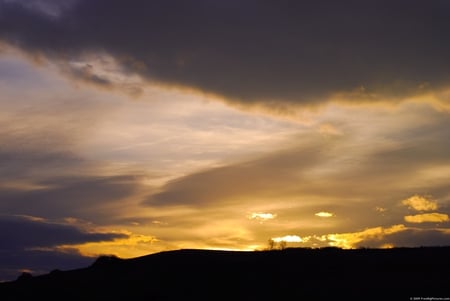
[0,0,449,281]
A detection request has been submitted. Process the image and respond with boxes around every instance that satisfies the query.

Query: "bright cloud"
[315,212,334,218]
[404,213,449,224]
[249,212,277,221]
[402,195,438,211]
[375,207,387,213]
[272,235,303,243]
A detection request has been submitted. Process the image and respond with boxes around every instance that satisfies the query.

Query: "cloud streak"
[0,175,142,221]
[144,105,450,211]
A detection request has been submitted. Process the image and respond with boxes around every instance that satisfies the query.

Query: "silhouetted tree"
[268,239,275,250]
[267,239,287,250]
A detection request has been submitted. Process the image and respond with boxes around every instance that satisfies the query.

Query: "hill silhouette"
[1,247,449,300]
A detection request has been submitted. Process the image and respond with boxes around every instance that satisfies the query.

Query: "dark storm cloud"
[1,0,450,105]
[0,215,127,281]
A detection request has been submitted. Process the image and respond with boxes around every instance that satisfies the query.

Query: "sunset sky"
[1,0,450,281]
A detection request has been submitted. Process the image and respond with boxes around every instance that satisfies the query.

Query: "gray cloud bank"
[1,0,450,105]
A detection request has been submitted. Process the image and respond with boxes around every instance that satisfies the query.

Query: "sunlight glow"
[71,232,158,258]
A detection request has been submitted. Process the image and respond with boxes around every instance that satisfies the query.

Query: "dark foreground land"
[1,247,449,300]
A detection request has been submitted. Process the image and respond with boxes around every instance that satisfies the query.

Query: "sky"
[1,0,450,281]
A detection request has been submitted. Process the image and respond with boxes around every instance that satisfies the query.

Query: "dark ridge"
[15,272,32,282]
[1,247,449,300]
[90,254,124,268]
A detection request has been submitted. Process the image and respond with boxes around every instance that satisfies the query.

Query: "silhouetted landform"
[1,247,449,300]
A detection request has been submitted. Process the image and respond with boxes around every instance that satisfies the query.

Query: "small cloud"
[315,211,334,218]
[249,212,276,222]
[151,220,168,226]
[404,213,449,223]
[272,235,303,243]
[375,207,387,213]
[402,195,438,211]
